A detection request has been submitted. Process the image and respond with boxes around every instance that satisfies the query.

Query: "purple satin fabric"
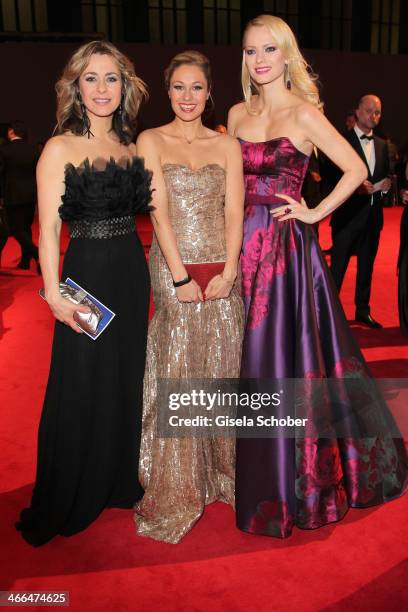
[236,137,408,538]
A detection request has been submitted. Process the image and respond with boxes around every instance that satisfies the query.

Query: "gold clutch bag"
[39,282,103,336]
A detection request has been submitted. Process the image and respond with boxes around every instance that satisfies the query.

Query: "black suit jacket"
[0,139,38,206]
[330,130,390,233]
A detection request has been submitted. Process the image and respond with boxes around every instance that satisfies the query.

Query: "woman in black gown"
[16,41,152,546]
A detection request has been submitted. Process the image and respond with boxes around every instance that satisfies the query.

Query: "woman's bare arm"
[37,137,89,331]
[273,104,367,223]
[204,137,244,300]
[227,103,244,137]
[223,137,244,281]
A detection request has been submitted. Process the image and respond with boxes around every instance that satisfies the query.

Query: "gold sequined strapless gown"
[134,163,244,543]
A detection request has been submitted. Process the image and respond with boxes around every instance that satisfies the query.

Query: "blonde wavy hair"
[55,40,148,144]
[242,15,322,113]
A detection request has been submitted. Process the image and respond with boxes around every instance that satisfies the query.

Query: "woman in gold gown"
[134,51,245,543]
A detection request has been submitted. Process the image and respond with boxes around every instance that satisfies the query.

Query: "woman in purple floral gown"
[228,14,408,538]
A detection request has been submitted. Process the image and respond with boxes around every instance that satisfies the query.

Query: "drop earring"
[79,98,94,138]
[284,62,291,90]
[112,95,125,137]
[117,101,123,125]
[120,95,126,124]
[205,92,214,113]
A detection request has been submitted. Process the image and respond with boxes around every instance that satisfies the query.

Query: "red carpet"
[0,210,407,611]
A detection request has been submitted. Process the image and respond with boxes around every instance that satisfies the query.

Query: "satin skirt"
[236,203,408,538]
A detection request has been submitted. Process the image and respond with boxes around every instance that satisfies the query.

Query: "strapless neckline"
[59,155,153,222]
[162,162,226,174]
[237,136,310,159]
[65,155,141,175]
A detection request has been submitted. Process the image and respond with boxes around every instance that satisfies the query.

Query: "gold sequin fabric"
[134,164,244,543]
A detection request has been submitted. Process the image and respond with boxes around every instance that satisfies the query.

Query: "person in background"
[397,142,408,204]
[397,148,408,334]
[319,109,356,254]
[0,120,39,271]
[0,123,8,146]
[375,122,399,174]
[345,110,356,131]
[330,95,391,329]
[301,146,323,237]
[0,125,8,248]
[214,124,228,134]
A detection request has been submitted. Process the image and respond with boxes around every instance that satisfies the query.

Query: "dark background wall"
[1,42,407,146]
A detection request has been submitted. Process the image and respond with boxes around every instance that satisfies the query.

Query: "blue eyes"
[246,46,277,55]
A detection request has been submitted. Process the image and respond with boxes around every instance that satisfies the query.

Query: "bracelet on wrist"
[173,274,192,288]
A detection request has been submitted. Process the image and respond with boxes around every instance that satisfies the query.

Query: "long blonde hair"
[55,40,148,144]
[242,15,322,113]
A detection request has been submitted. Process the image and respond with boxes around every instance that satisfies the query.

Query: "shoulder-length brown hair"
[55,40,148,144]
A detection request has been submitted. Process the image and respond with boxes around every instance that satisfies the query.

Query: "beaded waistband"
[69,215,135,239]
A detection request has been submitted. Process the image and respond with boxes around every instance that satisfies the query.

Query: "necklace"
[179,128,201,144]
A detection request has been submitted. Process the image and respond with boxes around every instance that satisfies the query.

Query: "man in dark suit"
[0,120,39,271]
[330,95,391,329]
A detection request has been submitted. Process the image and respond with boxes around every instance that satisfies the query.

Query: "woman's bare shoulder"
[136,126,171,148]
[292,100,323,126]
[228,101,246,116]
[38,134,78,170]
[228,101,248,125]
[215,132,241,152]
[43,133,73,152]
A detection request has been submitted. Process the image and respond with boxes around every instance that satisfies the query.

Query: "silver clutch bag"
[39,282,103,335]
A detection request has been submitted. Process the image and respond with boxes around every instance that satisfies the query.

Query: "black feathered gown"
[16,157,152,546]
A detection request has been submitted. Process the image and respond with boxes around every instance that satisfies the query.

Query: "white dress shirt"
[354,125,375,175]
[354,125,377,205]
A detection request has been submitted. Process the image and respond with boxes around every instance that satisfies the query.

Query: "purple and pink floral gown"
[236,137,408,538]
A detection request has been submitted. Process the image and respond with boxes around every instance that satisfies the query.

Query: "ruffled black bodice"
[59,156,152,222]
